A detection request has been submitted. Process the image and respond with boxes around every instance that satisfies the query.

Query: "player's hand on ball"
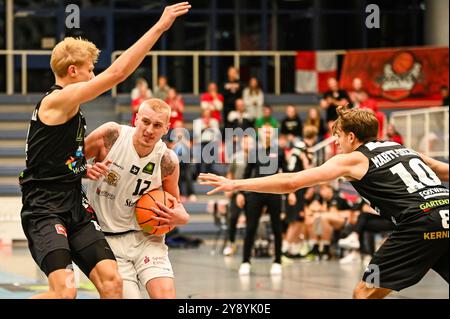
[150,200,189,227]
[198,173,235,195]
[156,2,191,32]
[86,159,112,180]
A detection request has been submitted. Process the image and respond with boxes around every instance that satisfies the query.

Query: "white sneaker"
[338,232,360,249]
[339,251,361,264]
[239,262,251,275]
[223,244,237,256]
[270,263,282,276]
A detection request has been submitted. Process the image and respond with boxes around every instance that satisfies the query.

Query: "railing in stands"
[309,135,337,167]
[390,106,449,159]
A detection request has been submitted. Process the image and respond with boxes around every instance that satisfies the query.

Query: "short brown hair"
[50,37,100,77]
[333,107,378,143]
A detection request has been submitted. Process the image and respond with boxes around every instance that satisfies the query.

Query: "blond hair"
[50,37,100,77]
[139,99,172,123]
[333,107,378,143]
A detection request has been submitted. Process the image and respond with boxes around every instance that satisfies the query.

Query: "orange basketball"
[135,189,176,235]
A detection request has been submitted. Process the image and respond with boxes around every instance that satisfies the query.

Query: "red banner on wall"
[340,47,449,101]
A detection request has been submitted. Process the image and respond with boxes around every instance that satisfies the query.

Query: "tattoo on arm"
[161,150,177,178]
[103,126,119,151]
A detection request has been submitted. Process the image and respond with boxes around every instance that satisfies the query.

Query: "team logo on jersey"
[96,188,116,200]
[130,165,140,175]
[104,170,120,186]
[65,146,86,174]
[143,162,155,175]
[55,224,67,237]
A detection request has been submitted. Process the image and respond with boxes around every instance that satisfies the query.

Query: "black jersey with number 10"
[350,141,449,224]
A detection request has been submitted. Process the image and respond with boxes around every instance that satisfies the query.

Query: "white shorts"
[105,231,174,289]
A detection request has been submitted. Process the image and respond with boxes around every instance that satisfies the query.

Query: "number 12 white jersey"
[87,125,167,233]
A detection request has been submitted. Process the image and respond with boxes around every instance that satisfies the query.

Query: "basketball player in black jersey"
[199,107,449,299]
[19,3,191,298]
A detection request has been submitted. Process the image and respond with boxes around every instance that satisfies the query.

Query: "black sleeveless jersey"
[19,85,87,186]
[350,141,449,224]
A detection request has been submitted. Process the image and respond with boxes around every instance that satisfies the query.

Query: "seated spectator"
[305,107,327,140]
[338,203,394,264]
[201,82,224,122]
[130,77,152,126]
[281,105,303,141]
[193,109,221,175]
[358,90,385,138]
[320,77,351,132]
[386,123,404,145]
[165,88,184,128]
[255,105,279,129]
[243,77,264,120]
[304,182,358,261]
[440,86,449,106]
[169,127,196,202]
[348,77,364,108]
[227,98,254,130]
[153,75,171,100]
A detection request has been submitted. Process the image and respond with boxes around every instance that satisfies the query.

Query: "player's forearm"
[233,172,301,194]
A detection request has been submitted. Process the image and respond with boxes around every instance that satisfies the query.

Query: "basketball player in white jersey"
[84,99,190,298]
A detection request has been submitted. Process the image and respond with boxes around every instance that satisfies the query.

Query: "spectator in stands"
[280,105,303,141]
[348,77,364,108]
[130,78,152,126]
[255,105,279,129]
[153,75,171,100]
[338,204,394,264]
[440,86,449,106]
[223,66,243,127]
[194,109,221,175]
[281,135,311,259]
[305,182,356,261]
[170,126,197,202]
[386,123,404,145]
[305,107,327,140]
[165,87,184,128]
[201,82,224,122]
[320,77,351,131]
[243,77,264,120]
[358,90,385,139]
[227,98,253,130]
[223,135,254,256]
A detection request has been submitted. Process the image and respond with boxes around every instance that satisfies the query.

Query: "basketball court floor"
[0,242,447,299]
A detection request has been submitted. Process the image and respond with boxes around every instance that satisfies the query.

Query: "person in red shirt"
[200,82,224,122]
[130,78,152,126]
[165,87,184,128]
[386,123,404,145]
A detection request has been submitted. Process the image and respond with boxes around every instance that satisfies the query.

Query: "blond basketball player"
[19,2,191,299]
[84,99,190,299]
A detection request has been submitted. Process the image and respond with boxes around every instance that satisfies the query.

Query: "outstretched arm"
[46,3,191,113]
[199,152,368,195]
[419,153,449,182]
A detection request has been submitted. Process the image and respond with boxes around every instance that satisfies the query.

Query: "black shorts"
[285,189,306,223]
[21,183,115,277]
[362,207,449,291]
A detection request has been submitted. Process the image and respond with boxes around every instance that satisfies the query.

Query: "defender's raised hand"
[156,2,192,32]
[198,173,236,195]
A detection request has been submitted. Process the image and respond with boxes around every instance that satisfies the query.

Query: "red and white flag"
[295,51,337,93]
